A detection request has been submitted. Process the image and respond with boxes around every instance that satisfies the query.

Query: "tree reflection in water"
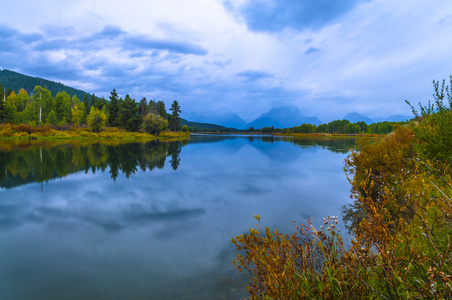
[0,140,186,189]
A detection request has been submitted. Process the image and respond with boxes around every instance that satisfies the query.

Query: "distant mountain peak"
[344,112,374,124]
[247,106,321,129]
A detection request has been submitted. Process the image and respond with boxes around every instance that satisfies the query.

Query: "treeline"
[0,84,186,135]
[0,140,185,188]
[244,119,406,135]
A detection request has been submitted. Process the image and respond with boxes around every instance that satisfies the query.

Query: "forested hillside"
[0,69,90,100]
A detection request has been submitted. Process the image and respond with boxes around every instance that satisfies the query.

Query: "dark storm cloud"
[226,0,367,32]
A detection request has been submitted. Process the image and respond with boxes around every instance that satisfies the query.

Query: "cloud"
[226,0,367,32]
[123,35,208,55]
[1,1,452,122]
[305,47,320,55]
[236,70,273,81]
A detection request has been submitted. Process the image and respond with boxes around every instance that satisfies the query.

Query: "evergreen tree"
[0,83,4,123]
[4,101,17,124]
[168,100,181,131]
[108,89,120,127]
[156,100,166,118]
[83,94,90,112]
[91,94,97,110]
[148,100,157,115]
[118,94,142,131]
[139,97,147,116]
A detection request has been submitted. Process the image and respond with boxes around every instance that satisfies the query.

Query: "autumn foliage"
[232,77,452,299]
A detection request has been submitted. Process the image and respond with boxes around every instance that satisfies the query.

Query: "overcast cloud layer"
[1,0,451,122]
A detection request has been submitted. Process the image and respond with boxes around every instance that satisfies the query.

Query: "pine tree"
[108,89,120,127]
[168,100,181,132]
[118,94,141,131]
[0,83,5,123]
[156,100,167,118]
[139,97,147,116]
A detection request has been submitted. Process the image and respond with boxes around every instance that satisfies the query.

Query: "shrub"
[406,76,452,163]
[141,113,168,136]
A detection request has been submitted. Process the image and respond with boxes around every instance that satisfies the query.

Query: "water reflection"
[0,136,356,189]
[0,135,355,300]
[0,140,185,188]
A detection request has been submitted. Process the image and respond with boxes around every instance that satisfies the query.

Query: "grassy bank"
[0,124,189,141]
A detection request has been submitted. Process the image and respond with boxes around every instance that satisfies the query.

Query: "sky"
[0,0,451,122]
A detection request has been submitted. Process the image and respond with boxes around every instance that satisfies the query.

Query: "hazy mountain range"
[182,107,412,130]
[182,106,322,130]
[343,112,412,124]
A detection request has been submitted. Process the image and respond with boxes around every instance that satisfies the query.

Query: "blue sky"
[1,0,451,122]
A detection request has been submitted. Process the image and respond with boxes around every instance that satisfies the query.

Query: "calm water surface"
[0,134,356,299]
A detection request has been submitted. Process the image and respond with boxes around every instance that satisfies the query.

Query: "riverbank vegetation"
[232,77,452,299]
[0,84,188,140]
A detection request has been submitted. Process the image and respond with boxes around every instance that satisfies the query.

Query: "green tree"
[156,100,166,118]
[107,89,120,127]
[181,125,189,132]
[71,102,85,127]
[148,99,157,115]
[15,88,29,113]
[55,91,71,123]
[90,94,97,110]
[118,94,142,131]
[87,106,107,133]
[83,94,90,112]
[32,86,53,123]
[141,113,168,135]
[139,97,147,116]
[48,110,58,125]
[168,100,181,131]
[4,100,17,124]
[22,102,34,124]
[0,83,4,123]
[82,94,90,124]
[356,121,367,132]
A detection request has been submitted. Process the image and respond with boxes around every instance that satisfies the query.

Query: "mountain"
[373,115,412,123]
[181,111,247,129]
[0,69,91,100]
[247,116,284,129]
[344,112,374,124]
[214,111,247,129]
[246,106,322,129]
[344,112,413,124]
[181,118,238,132]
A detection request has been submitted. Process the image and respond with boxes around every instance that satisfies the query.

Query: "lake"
[0,134,356,300]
